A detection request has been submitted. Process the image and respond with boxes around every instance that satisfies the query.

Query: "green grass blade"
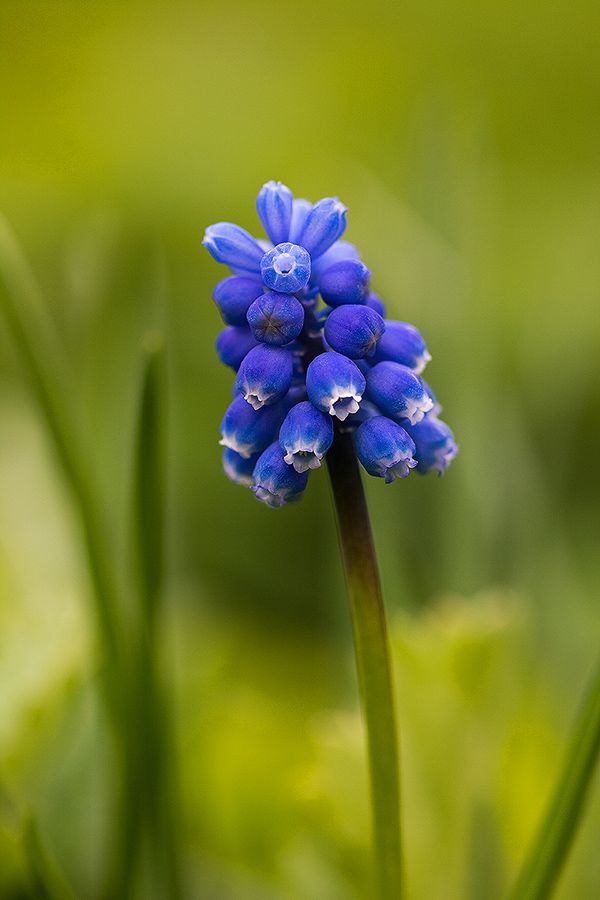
[510,656,600,900]
[22,816,78,900]
[0,214,122,666]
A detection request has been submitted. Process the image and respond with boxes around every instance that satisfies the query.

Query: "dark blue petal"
[366,361,434,425]
[252,442,309,507]
[297,197,348,259]
[213,275,263,326]
[235,345,294,409]
[279,401,334,472]
[306,351,366,421]
[324,305,385,359]
[373,321,431,373]
[247,291,305,345]
[215,326,259,371]
[256,181,294,245]
[355,416,417,482]
[319,259,371,306]
[403,416,458,475]
[203,222,264,273]
[222,447,261,487]
[219,396,290,459]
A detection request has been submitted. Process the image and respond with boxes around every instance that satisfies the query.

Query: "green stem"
[510,655,600,900]
[326,427,402,900]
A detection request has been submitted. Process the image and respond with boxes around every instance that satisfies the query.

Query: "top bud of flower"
[260,242,311,293]
[296,197,348,259]
[256,181,294,245]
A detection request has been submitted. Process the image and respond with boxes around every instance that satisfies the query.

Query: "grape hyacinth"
[203,180,457,507]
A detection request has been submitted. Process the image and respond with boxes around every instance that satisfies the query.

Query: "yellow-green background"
[1,1,599,897]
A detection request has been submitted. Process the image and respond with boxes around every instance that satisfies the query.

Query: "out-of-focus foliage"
[0,0,599,897]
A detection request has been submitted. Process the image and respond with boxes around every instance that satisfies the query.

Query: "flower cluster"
[203,181,457,508]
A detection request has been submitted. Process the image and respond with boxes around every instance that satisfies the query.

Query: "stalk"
[510,655,600,900]
[326,426,402,899]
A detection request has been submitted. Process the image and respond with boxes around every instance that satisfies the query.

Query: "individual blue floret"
[355,416,418,482]
[260,242,311,293]
[219,395,289,459]
[319,259,371,307]
[279,401,334,473]
[296,197,348,259]
[222,447,261,486]
[203,223,264,273]
[235,344,294,409]
[288,198,312,244]
[404,416,458,475]
[256,180,293,246]
[366,361,434,425]
[252,442,309,507]
[324,305,385,359]
[246,291,305,345]
[306,351,366,421]
[215,326,259,371]
[373,321,431,374]
[213,275,263,326]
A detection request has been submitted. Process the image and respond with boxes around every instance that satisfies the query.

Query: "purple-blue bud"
[203,222,264,273]
[246,291,305,346]
[366,292,386,317]
[366,361,434,425]
[297,197,348,259]
[319,259,371,306]
[219,396,289,459]
[213,275,263,326]
[324,305,385,359]
[252,442,309,508]
[279,401,334,473]
[256,181,293,246]
[288,198,312,244]
[355,416,418,482]
[310,240,361,282]
[373,321,431,374]
[260,242,311,293]
[235,344,293,409]
[404,416,458,475]
[222,447,261,487]
[306,351,366,421]
[215,326,259,371]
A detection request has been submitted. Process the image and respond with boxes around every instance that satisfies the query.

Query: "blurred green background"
[1,0,599,897]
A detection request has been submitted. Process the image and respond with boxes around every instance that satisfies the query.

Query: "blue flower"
[279,401,334,472]
[203,223,264,273]
[252,442,309,507]
[220,395,289,459]
[319,259,371,306]
[324,305,385,359]
[306,351,366,421]
[404,416,458,475]
[373,321,431,374]
[215,326,259,370]
[204,181,456,504]
[260,242,311,293]
[222,447,261,486]
[256,180,293,245]
[366,361,434,425]
[213,275,263,326]
[246,291,305,345]
[235,344,294,409]
[296,197,348,259]
[355,417,418,482]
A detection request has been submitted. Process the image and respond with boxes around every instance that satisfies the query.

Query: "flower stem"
[326,426,402,900]
[510,654,600,900]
